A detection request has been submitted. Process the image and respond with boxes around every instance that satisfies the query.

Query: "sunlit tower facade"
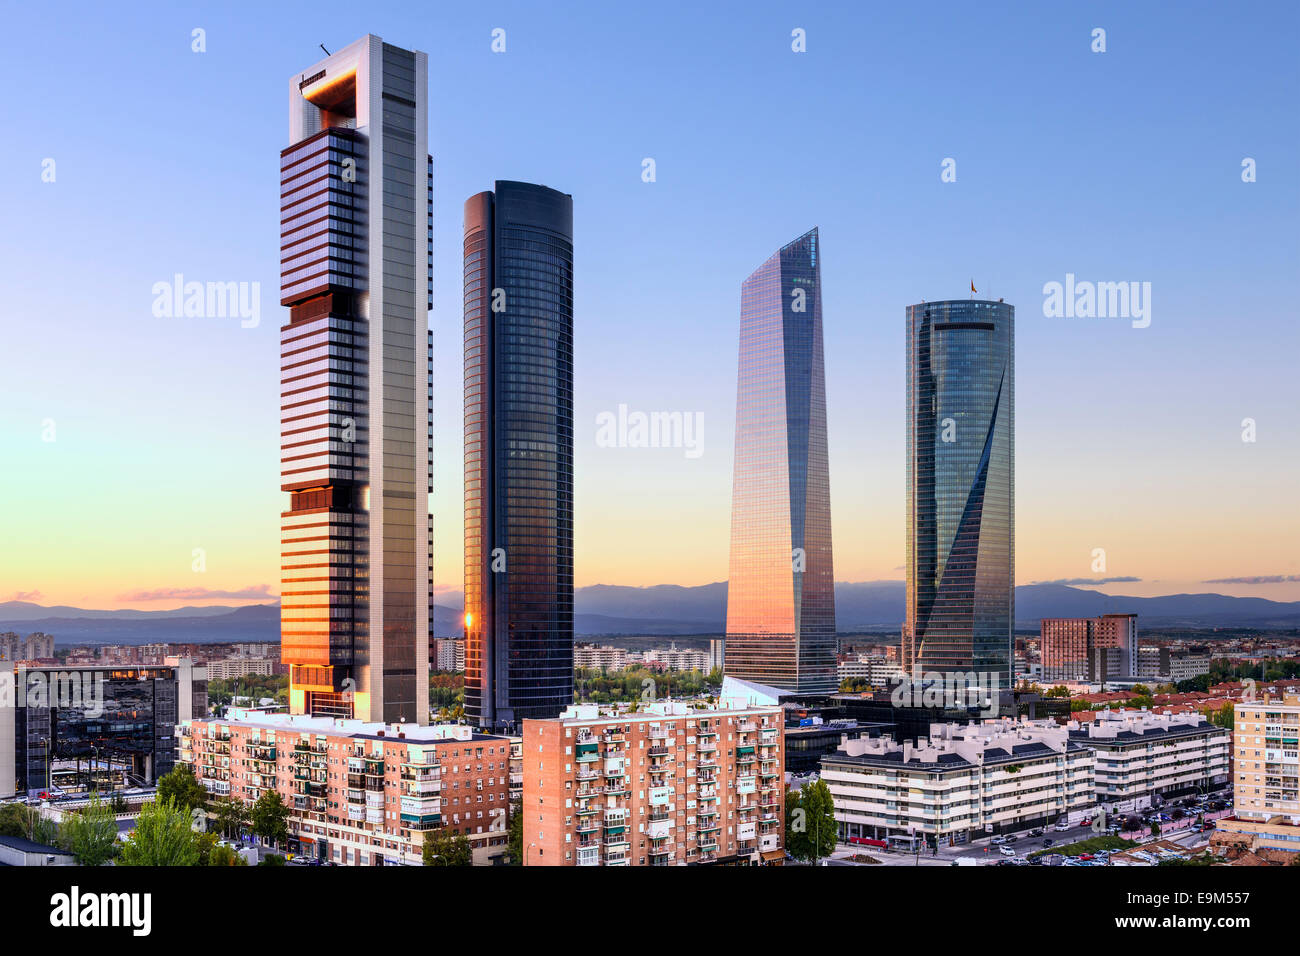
[463,181,575,730]
[724,228,837,694]
[278,36,431,724]
[903,299,1014,685]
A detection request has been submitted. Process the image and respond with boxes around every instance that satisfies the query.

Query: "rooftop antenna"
[320,44,331,56]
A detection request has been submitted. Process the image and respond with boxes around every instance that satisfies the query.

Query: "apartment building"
[0,632,55,662]
[522,700,785,866]
[822,718,1095,844]
[1070,709,1230,808]
[178,708,510,865]
[205,657,275,681]
[572,644,629,671]
[1216,694,1300,854]
[837,655,904,686]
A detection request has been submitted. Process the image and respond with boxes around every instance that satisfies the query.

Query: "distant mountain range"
[4,582,1299,647]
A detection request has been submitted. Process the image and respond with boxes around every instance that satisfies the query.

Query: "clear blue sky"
[2,0,1297,608]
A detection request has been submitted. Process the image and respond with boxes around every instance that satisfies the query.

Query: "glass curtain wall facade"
[279,36,431,724]
[724,228,836,694]
[903,299,1014,684]
[464,182,574,730]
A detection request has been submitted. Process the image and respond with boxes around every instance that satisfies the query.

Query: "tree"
[0,803,30,839]
[506,804,523,865]
[192,830,219,866]
[212,797,249,840]
[259,853,287,866]
[0,803,59,845]
[785,781,836,862]
[250,790,290,847]
[119,799,200,866]
[209,844,249,867]
[156,762,207,814]
[1044,685,1071,698]
[422,828,473,866]
[61,796,119,866]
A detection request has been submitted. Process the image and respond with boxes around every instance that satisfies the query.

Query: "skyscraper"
[463,181,574,730]
[903,299,1014,685]
[724,228,836,694]
[279,35,431,724]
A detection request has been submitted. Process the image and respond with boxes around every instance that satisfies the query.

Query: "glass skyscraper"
[903,299,1014,684]
[724,228,836,694]
[278,36,431,724]
[463,181,574,730]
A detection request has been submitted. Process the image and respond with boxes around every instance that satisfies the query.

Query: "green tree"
[61,796,118,866]
[259,853,287,866]
[156,762,207,814]
[507,804,523,865]
[119,799,200,866]
[212,797,249,840]
[785,781,837,862]
[192,830,219,866]
[0,803,60,845]
[0,803,30,839]
[1044,685,1071,698]
[250,790,290,848]
[422,828,473,866]
[209,844,249,866]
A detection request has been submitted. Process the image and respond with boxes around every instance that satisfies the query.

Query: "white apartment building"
[837,655,903,686]
[821,718,1096,845]
[1070,709,1230,809]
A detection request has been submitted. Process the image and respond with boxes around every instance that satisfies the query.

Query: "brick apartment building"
[179,708,511,865]
[522,699,785,866]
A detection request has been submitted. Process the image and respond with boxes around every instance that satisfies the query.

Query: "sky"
[1,0,1297,610]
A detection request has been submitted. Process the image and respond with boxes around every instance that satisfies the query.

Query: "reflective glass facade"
[464,182,574,730]
[903,300,1014,682]
[280,36,431,724]
[725,229,836,693]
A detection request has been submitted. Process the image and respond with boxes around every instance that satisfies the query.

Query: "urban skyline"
[2,3,1297,902]
[6,3,1297,612]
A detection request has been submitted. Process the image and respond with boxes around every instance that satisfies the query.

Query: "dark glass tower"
[463,181,574,730]
[903,299,1014,684]
[724,228,836,694]
[279,36,431,724]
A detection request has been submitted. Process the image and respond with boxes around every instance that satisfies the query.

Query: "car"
[1008,857,1029,866]
[1078,853,1094,861]
[1054,822,1071,832]
[999,845,1016,856]
[991,835,1009,845]
[1080,819,1092,827]
[1028,828,1044,837]
[1042,838,1054,847]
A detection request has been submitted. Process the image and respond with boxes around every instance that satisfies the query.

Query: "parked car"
[991,835,1009,845]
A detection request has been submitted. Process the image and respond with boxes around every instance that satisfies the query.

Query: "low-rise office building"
[2,660,206,798]
[522,698,785,866]
[822,718,1095,845]
[179,708,511,865]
